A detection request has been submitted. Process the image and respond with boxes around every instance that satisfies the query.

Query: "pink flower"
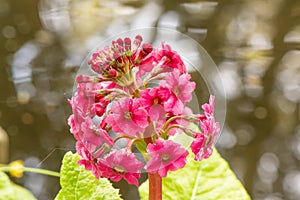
[68,114,79,138]
[190,95,220,161]
[139,87,170,110]
[80,117,114,146]
[202,95,215,118]
[140,88,159,110]
[105,98,149,137]
[190,133,206,161]
[145,139,189,177]
[201,116,220,140]
[160,69,196,114]
[190,117,220,161]
[98,149,143,186]
[143,105,166,138]
[137,88,171,137]
[76,74,95,83]
[194,95,216,123]
[142,43,186,74]
[139,88,168,137]
[69,82,100,124]
[76,141,94,171]
[76,141,102,179]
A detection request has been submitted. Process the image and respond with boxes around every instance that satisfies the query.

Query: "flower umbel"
[68,35,220,186]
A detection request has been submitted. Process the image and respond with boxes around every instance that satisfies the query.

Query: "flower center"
[123,111,132,120]
[173,86,181,97]
[152,97,160,105]
[113,165,126,174]
[161,154,171,162]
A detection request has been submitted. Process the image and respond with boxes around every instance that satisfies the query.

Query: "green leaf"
[55,151,122,200]
[0,171,37,200]
[139,148,251,200]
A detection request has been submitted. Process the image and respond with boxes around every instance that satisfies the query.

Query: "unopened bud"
[109,69,118,78]
[94,103,106,117]
[142,43,153,54]
[116,38,124,47]
[133,35,143,50]
[124,37,131,51]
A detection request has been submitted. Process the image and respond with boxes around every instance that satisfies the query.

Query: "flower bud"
[124,37,131,51]
[94,103,106,117]
[76,75,94,83]
[116,38,124,47]
[133,35,143,50]
[109,68,118,78]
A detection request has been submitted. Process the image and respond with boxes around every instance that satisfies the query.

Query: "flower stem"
[144,137,162,200]
[162,115,184,131]
[113,134,135,143]
[0,166,60,177]
[148,172,162,200]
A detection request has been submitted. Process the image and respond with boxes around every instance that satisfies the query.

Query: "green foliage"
[0,171,37,200]
[139,148,251,200]
[55,151,121,200]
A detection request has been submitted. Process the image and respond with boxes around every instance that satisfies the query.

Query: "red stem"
[148,173,162,200]
[144,137,162,200]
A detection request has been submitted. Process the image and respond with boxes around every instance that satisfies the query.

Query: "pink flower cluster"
[68,35,220,186]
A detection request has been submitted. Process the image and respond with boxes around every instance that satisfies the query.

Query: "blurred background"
[1,0,300,199]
